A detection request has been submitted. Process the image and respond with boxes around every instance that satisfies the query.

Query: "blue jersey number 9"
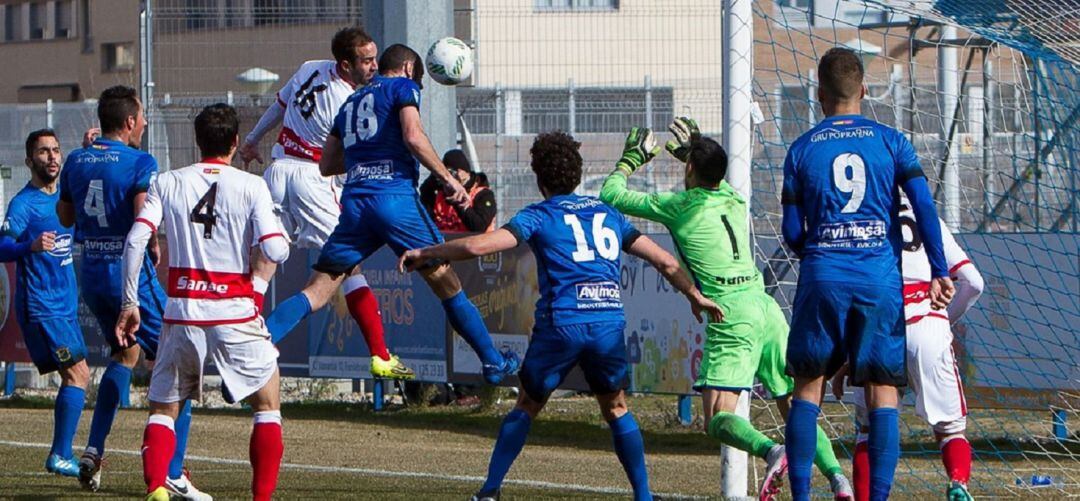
[832,152,866,213]
[342,93,378,148]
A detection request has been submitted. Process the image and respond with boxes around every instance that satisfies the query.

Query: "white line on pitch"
[0,440,707,499]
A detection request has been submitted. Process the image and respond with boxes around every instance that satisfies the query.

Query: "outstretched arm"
[626,235,723,323]
[398,229,519,272]
[600,127,677,223]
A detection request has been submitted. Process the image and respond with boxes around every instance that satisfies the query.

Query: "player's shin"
[939,434,971,485]
[53,385,86,458]
[480,408,532,495]
[343,274,390,360]
[707,411,776,458]
[609,412,652,501]
[785,398,821,501]
[266,292,312,344]
[142,414,177,493]
[442,290,501,365]
[250,410,284,501]
[813,424,844,478]
[853,434,870,501]
[168,400,193,480]
[867,408,900,500]
[86,361,132,457]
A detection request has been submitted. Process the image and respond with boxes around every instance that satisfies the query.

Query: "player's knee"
[61,361,90,388]
[114,345,141,368]
[934,417,967,438]
[421,263,461,299]
[515,388,545,418]
[596,391,628,422]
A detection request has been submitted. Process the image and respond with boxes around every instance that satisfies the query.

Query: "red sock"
[853,439,870,501]
[142,415,177,493]
[253,277,269,314]
[940,436,972,484]
[250,411,284,501]
[344,275,390,361]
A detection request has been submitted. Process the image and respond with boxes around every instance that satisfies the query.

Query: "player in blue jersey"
[400,132,722,501]
[57,86,207,499]
[265,44,520,383]
[781,48,955,501]
[1,129,87,478]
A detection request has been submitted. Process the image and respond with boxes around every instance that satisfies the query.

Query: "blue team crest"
[478,251,502,273]
[47,233,73,258]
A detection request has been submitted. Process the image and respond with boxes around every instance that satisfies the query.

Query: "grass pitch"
[0,392,1075,499]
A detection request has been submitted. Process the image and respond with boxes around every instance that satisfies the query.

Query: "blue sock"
[480,409,532,494]
[169,399,193,479]
[609,412,652,501]
[52,385,85,458]
[442,291,500,366]
[868,407,900,501]
[785,398,820,501]
[267,292,312,344]
[86,362,131,456]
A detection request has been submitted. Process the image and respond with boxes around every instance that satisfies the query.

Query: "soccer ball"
[426,37,474,86]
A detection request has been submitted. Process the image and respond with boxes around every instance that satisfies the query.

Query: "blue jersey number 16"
[563,213,619,263]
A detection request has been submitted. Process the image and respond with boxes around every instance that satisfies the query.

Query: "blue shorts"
[786,282,906,386]
[20,316,87,375]
[519,320,629,402]
[314,194,444,276]
[82,260,166,360]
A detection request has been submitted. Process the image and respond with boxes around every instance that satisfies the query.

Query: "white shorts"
[147,318,279,405]
[853,315,967,434]
[263,156,341,249]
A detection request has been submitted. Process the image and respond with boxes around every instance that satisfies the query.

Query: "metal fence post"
[46,99,54,129]
[568,78,576,135]
[644,75,653,130]
[494,83,504,225]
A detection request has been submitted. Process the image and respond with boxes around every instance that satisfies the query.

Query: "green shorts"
[693,291,794,398]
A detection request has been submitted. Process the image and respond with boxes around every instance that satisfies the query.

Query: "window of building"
[103,42,135,72]
[774,0,814,27]
[28,2,45,40]
[4,4,21,42]
[535,0,619,12]
[459,86,672,135]
[55,0,74,38]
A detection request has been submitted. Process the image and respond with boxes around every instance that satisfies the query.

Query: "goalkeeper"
[600,120,853,501]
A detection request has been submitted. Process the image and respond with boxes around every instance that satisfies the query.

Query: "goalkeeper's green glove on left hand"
[665,116,700,162]
[616,127,660,176]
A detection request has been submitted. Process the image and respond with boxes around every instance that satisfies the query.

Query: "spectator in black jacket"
[420,149,496,233]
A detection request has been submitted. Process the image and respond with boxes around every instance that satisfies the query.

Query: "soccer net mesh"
[750,0,1079,496]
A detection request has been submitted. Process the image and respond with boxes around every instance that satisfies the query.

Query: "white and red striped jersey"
[272,60,355,162]
[125,160,287,325]
[899,204,978,324]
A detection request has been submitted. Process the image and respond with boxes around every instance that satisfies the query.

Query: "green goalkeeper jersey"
[600,172,764,298]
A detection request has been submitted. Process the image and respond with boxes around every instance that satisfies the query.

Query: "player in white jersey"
[118,105,290,501]
[832,200,984,501]
[239,27,415,379]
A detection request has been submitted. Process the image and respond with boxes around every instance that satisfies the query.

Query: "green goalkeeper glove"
[616,127,660,176]
[664,116,700,162]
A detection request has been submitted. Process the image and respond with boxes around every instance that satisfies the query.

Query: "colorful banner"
[307,248,447,382]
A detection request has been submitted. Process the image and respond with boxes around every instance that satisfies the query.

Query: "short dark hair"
[442,149,472,172]
[194,104,239,158]
[688,136,728,186]
[98,86,141,134]
[331,26,374,64]
[25,128,57,158]
[530,131,582,196]
[818,48,864,101]
[378,43,422,74]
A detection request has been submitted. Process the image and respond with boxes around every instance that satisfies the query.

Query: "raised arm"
[400,106,468,204]
[599,128,677,223]
[625,235,723,323]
